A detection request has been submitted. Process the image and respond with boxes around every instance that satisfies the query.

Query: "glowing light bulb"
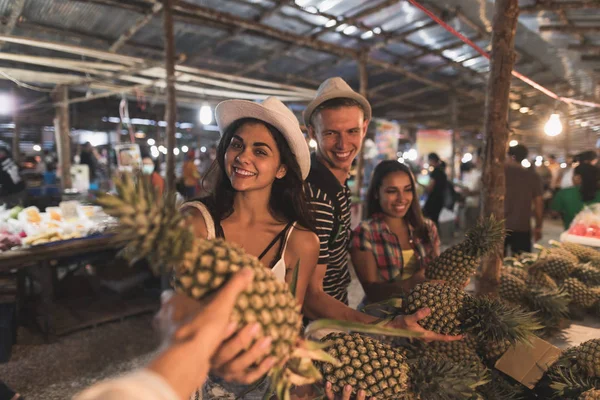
[462,153,473,163]
[199,105,213,125]
[147,138,155,146]
[509,140,518,147]
[544,113,563,137]
[33,145,41,152]
[521,159,531,168]
[181,145,189,153]
[309,139,317,149]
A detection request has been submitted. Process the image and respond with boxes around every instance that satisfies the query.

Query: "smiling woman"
[179,96,320,400]
[350,160,440,305]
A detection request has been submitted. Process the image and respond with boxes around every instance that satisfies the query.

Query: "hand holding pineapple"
[148,269,255,400]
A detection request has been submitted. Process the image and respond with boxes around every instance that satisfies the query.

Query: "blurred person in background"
[459,156,482,230]
[547,154,561,192]
[422,152,447,227]
[504,144,544,255]
[561,151,598,190]
[551,163,600,229]
[80,142,99,183]
[182,150,200,199]
[0,144,26,208]
[142,156,165,196]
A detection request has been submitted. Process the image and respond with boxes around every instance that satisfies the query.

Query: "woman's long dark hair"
[366,160,431,245]
[200,117,315,232]
[575,163,598,202]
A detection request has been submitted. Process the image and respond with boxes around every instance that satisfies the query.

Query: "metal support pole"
[356,52,368,199]
[163,0,177,194]
[480,0,519,292]
[12,90,20,164]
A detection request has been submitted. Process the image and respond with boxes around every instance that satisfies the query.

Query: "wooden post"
[356,52,368,199]
[163,0,177,193]
[12,90,20,164]
[450,93,458,181]
[53,85,72,190]
[479,0,520,292]
[564,107,571,158]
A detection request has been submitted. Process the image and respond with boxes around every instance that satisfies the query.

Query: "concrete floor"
[1,217,599,399]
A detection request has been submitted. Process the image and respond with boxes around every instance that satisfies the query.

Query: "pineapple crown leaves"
[548,367,600,399]
[96,173,193,273]
[523,288,571,321]
[462,296,543,343]
[407,358,489,400]
[462,215,505,257]
[475,371,526,400]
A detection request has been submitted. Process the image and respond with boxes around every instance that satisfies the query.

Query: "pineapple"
[572,264,600,286]
[499,273,528,302]
[421,339,483,367]
[97,174,335,398]
[541,246,580,265]
[502,265,529,282]
[558,242,600,263]
[527,269,559,290]
[562,277,600,308]
[530,256,576,281]
[426,216,504,286]
[581,389,600,400]
[475,370,525,400]
[542,366,600,399]
[319,333,410,399]
[477,338,513,365]
[575,339,600,378]
[403,282,541,343]
[406,358,488,400]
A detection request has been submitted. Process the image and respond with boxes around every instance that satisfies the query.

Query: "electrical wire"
[407,0,600,109]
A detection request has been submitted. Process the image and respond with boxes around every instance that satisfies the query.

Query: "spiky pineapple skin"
[502,265,529,281]
[419,339,485,371]
[576,339,600,378]
[426,217,504,286]
[478,338,513,365]
[499,273,528,303]
[404,282,466,335]
[174,238,302,367]
[527,269,559,290]
[561,242,600,263]
[320,333,410,399]
[531,256,575,281]
[572,264,600,286]
[562,277,600,308]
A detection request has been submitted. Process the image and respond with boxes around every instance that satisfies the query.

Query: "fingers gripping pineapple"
[426,216,505,286]
[97,174,335,399]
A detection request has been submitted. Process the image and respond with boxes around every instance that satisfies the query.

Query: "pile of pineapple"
[501,241,600,326]
[98,175,600,399]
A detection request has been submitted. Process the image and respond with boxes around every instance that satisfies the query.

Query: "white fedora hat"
[215,96,311,180]
[303,77,372,126]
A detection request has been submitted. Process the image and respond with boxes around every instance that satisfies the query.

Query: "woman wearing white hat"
[181,96,320,399]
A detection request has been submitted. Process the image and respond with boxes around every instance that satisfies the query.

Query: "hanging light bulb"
[544,113,563,137]
[509,140,518,147]
[199,105,213,125]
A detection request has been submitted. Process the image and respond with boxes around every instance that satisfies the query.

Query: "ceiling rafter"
[109,2,164,52]
[0,0,26,50]
[520,1,600,12]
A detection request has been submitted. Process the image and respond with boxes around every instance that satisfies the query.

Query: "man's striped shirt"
[306,156,352,304]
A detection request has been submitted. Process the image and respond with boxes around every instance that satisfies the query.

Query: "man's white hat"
[215,96,311,180]
[303,77,372,127]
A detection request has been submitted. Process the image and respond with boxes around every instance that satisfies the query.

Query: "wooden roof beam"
[0,0,25,50]
[521,1,600,12]
[372,86,440,108]
[109,2,163,52]
[568,44,600,53]
[539,25,600,33]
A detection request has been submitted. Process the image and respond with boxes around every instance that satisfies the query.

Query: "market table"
[0,235,157,340]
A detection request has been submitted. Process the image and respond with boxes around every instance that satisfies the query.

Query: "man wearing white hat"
[301,78,459,342]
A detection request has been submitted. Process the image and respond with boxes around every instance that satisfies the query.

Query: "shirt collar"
[311,153,346,190]
[372,212,415,236]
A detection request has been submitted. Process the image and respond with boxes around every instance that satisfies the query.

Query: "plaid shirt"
[351,213,440,282]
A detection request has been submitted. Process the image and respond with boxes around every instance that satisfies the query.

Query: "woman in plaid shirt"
[351,160,440,304]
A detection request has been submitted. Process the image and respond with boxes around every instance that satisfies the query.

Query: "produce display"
[0,202,110,252]
[563,205,600,246]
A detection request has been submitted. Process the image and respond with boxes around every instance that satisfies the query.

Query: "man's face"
[308,106,369,172]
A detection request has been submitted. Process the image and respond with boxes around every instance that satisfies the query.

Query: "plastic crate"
[0,303,16,363]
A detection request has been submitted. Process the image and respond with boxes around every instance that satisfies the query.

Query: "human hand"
[325,382,376,400]
[534,227,542,242]
[148,268,254,400]
[388,308,463,342]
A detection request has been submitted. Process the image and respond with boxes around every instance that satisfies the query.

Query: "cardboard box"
[495,336,562,389]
